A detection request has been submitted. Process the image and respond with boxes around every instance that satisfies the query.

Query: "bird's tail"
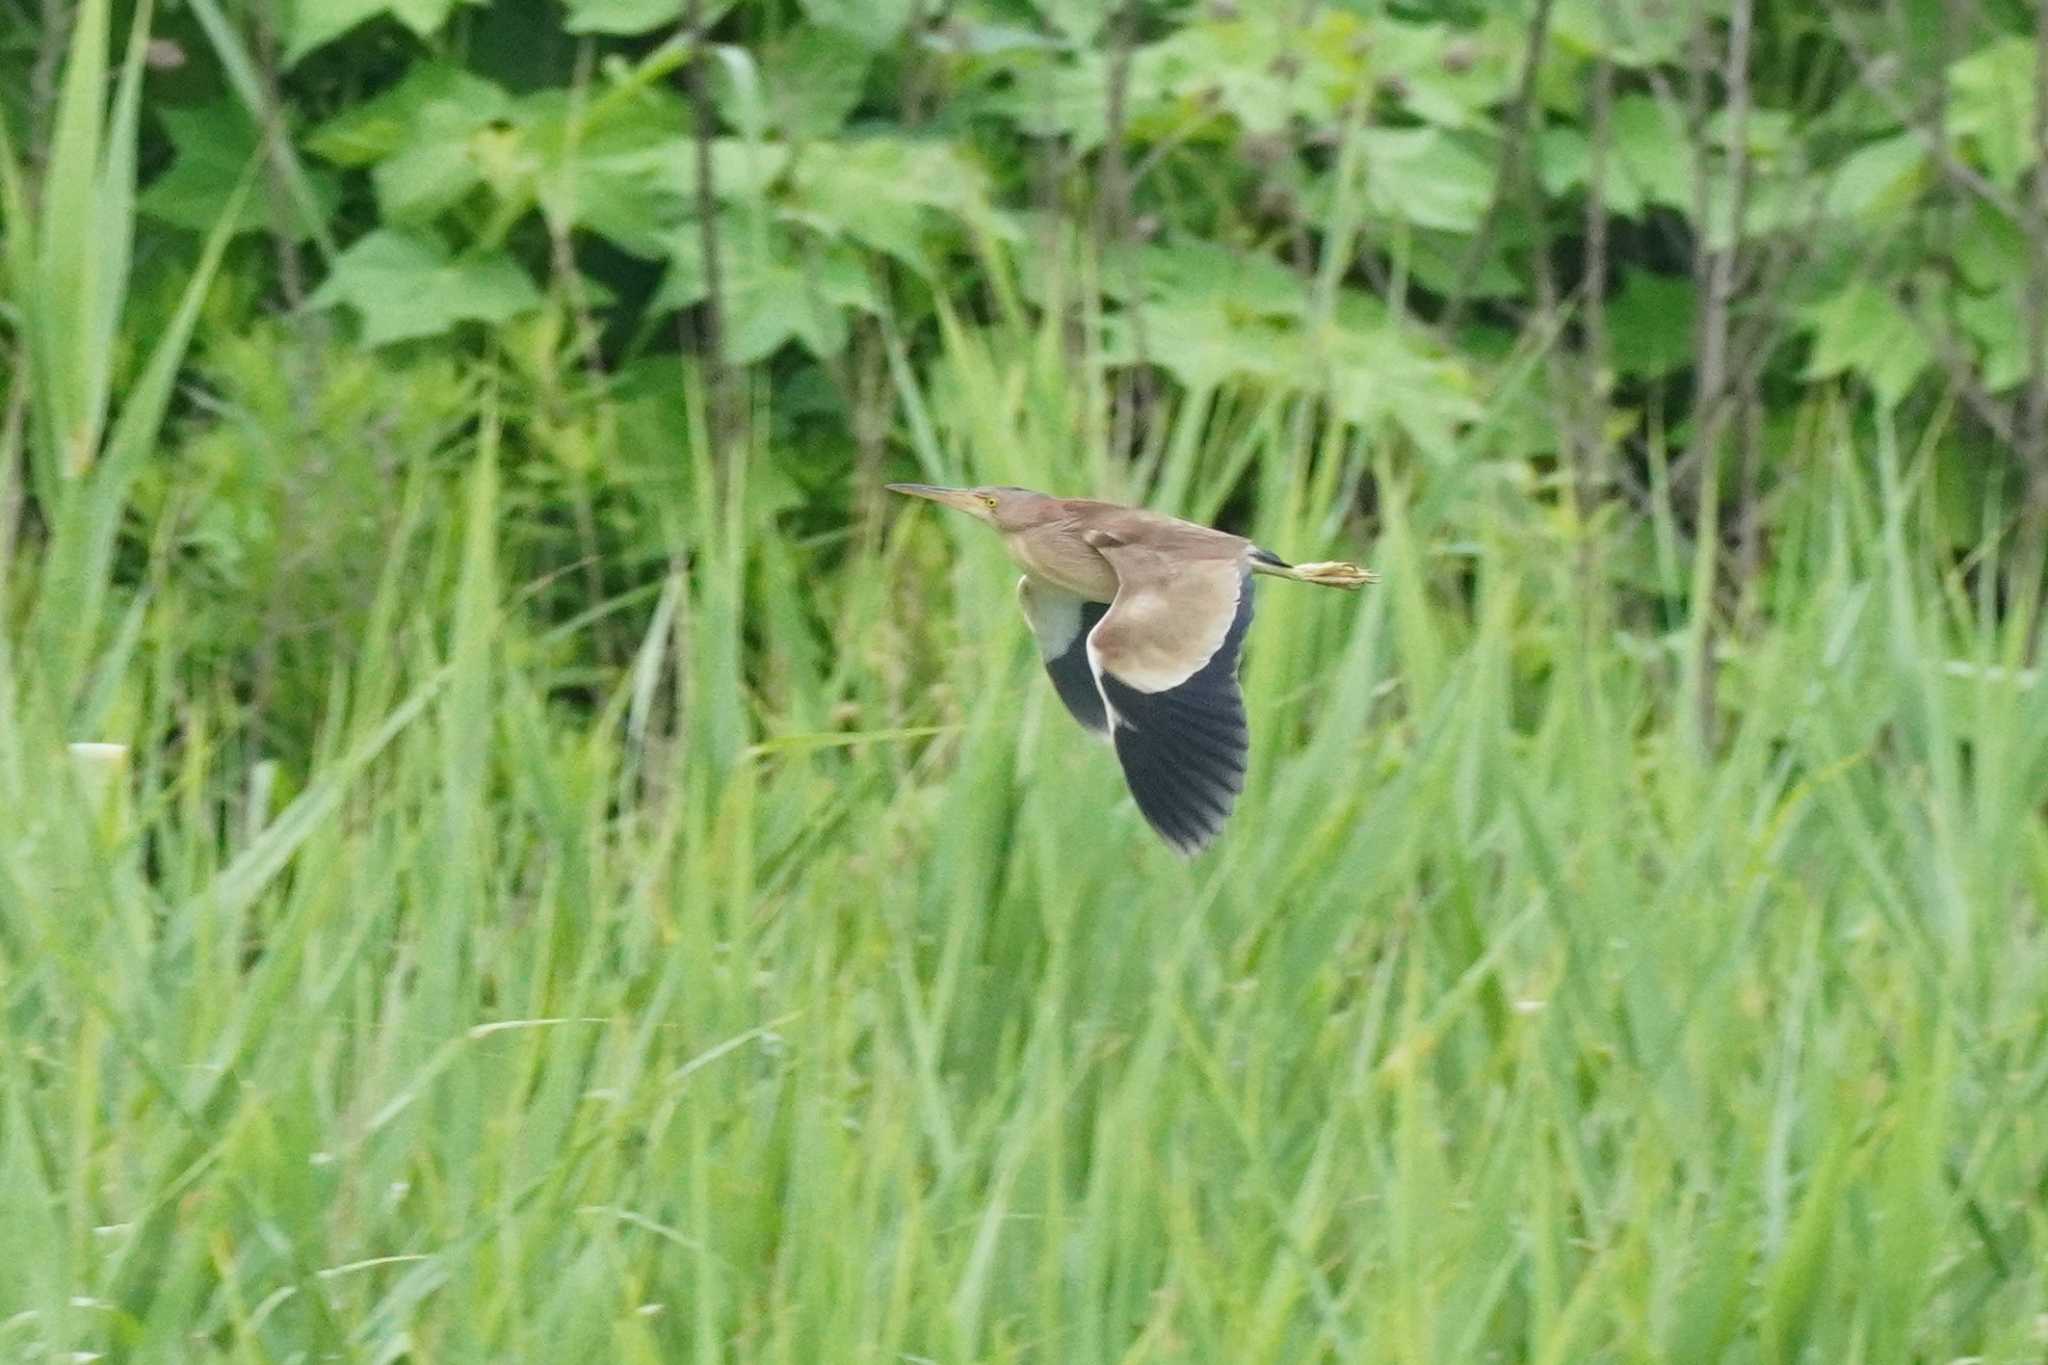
[1249,547,1377,589]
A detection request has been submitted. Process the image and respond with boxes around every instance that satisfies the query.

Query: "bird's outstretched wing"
[1081,545,1252,855]
[1017,577,1112,735]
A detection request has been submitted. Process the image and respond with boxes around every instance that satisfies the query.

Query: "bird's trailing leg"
[1249,549,1378,589]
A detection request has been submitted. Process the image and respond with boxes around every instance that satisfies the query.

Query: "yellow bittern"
[888,484,1375,854]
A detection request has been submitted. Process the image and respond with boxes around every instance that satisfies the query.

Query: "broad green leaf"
[512,86,690,256]
[1551,0,1687,65]
[1101,288,1477,457]
[1108,235,1308,318]
[1102,298,1301,392]
[937,22,1066,57]
[1546,97,1739,229]
[512,85,789,255]
[655,221,875,362]
[1371,17,1518,130]
[1952,199,2026,291]
[1609,94,1693,211]
[1404,228,1518,298]
[1030,0,1103,45]
[1357,128,1493,233]
[309,229,541,346]
[561,0,689,33]
[1606,269,1696,379]
[799,0,913,51]
[1537,127,1644,216]
[1822,133,1927,220]
[1800,280,1931,405]
[285,0,480,65]
[1955,284,2027,391]
[1948,36,2034,185]
[1137,11,1365,134]
[380,85,524,223]
[1722,176,1812,245]
[1319,315,1481,460]
[784,136,1010,270]
[376,136,490,225]
[980,53,1119,150]
[306,63,513,167]
[305,63,519,225]
[1704,105,1796,157]
[139,102,340,239]
[731,25,872,139]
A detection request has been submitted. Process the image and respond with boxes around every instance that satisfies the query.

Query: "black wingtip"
[1111,718,1245,854]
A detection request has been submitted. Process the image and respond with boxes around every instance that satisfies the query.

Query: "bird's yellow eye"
[980,495,999,510]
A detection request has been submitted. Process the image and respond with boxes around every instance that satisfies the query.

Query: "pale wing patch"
[1016,576,1084,658]
[1084,555,1243,694]
[1083,551,1255,855]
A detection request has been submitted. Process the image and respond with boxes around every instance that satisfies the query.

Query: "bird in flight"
[888,484,1375,855]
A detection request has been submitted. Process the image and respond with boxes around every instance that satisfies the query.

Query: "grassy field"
[5,6,2048,1361]
[8,336,2048,1361]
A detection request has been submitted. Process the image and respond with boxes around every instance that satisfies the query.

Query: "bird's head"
[885,483,1045,532]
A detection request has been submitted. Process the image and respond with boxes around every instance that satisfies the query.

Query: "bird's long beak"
[885,483,984,514]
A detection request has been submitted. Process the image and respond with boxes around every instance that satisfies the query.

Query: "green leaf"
[1110,235,1308,318]
[1551,0,1686,66]
[1606,269,1696,379]
[1952,200,2026,292]
[1542,98,1716,226]
[1955,284,2028,392]
[513,83,789,255]
[1609,94,1692,211]
[1371,17,1518,130]
[655,221,875,362]
[1822,133,1927,220]
[1029,0,1104,45]
[1101,287,1478,457]
[309,229,541,346]
[305,63,518,225]
[306,63,513,167]
[1356,128,1493,233]
[1403,228,1517,298]
[1799,280,1931,406]
[1537,127,1641,216]
[1319,315,1482,460]
[561,0,683,33]
[1704,105,1795,157]
[1948,35,2035,186]
[513,87,686,256]
[1136,11,1365,135]
[285,0,480,64]
[140,102,339,239]
[979,53,1119,151]
[731,25,872,139]
[798,0,913,51]
[1102,299,1301,393]
[784,136,1011,271]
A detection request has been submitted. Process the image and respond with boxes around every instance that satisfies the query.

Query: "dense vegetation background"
[4,0,2048,1358]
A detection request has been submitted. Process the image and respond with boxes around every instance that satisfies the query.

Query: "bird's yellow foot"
[1290,561,1378,588]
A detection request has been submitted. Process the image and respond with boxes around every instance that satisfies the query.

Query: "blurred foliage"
[2,0,2045,707]
[5,7,2048,1357]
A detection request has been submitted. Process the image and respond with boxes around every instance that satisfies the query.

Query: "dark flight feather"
[1094,574,1254,855]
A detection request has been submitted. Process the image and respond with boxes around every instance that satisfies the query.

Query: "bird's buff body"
[888,483,1375,855]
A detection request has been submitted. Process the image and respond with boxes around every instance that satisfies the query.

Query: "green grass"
[6,363,2048,1360]
[6,8,2048,1362]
